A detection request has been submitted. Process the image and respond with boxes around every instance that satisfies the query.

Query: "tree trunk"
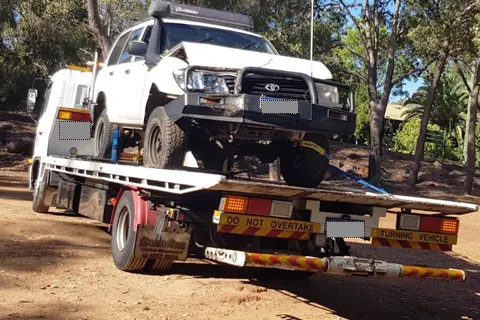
[463,58,480,195]
[269,159,281,181]
[368,101,384,185]
[407,48,449,189]
[85,0,110,61]
[463,93,472,162]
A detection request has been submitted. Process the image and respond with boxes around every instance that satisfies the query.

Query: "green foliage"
[353,84,370,144]
[394,117,462,160]
[400,68,468,147]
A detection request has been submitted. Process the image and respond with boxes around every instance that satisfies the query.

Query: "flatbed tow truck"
[25,63,479,283]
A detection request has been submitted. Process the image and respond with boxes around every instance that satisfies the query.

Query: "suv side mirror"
[27,89,38,113]
[128,41,148,57]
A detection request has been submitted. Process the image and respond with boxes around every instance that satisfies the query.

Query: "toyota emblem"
[265,83,280,92]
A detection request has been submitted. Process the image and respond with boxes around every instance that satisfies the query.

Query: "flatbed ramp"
[43,156,479,215]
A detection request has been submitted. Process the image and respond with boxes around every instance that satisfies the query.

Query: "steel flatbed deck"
[43,156,479,215]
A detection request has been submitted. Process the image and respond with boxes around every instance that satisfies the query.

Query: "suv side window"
[107,31,132,66]
[134,26,152,62]
[118,27,145,64]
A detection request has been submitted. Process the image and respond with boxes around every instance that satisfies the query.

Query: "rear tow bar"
[204,247,466,282]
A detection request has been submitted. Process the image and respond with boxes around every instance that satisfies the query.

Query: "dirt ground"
[1,113,480,320]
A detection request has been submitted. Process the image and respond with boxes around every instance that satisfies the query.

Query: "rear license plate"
[325,218,365,238]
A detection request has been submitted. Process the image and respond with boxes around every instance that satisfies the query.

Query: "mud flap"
[133,225,191,262]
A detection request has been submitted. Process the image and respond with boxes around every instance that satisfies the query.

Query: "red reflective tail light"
[247,198,272,216]
[419,216,459,235]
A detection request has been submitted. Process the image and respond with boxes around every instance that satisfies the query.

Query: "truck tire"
[32,178,49,213]
[143,107,186,169]
[280,133,330,188]
[93,109,113,159]
[111,190,174,273]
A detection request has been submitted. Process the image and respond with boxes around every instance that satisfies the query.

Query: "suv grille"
[224,75,236,93]
[240,73,312,102]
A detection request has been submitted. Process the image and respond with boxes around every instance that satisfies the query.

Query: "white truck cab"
[27,66,93,195]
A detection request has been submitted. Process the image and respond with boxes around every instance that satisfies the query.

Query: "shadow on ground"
[0,219,111,278]
[0,210,479,320]
[0,302,92,320]
[167,242,480,320]
[0,175,29,188]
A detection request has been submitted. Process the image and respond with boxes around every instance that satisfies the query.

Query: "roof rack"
[148,1,254,31]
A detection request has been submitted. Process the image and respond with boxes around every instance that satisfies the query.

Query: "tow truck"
[24,17,478,283]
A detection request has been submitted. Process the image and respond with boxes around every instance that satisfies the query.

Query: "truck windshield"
[161,22,277,55]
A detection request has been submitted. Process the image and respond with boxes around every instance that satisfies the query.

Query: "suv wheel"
[143,106,186,169]
[280,133,330,188]
[93,109,113,159]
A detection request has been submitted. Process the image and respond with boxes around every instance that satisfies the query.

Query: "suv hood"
[168,42,333,79]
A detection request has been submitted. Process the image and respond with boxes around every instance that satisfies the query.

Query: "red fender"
[109,185,158,232]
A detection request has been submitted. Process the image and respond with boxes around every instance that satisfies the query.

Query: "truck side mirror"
[27,89,38,113]
[128,41,148,57]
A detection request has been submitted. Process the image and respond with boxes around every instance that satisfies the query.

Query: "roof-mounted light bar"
[148,1,254,31]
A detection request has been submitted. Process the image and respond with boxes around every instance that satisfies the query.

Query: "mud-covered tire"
[111,190,174,273]
[32,178,49,214]
[93,109,113,159]
[143,107,186,169]
[280,133,330,188]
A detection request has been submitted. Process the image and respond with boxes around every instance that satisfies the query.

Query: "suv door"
[95,29,132,123]
[115,26,150,125]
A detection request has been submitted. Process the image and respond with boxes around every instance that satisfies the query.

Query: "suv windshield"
[161,22,277,55]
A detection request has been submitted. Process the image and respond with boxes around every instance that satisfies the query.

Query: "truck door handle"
[109,71,114,76]
[125,69,130,74]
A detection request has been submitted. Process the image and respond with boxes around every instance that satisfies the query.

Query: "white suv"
[91,0,356,188]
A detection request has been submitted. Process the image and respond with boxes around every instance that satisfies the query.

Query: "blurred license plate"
[260,97,299,114]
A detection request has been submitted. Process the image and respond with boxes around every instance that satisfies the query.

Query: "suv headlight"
[315,83,339,104]
[173,69,230,93]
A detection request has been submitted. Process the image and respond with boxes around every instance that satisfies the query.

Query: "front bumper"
[165,93,356,135]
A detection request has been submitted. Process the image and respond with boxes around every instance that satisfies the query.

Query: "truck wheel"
[93,109,113,159]
[280,133,330,188]
[143,107,186,169]
[111,190,149,272]
[32,178,49,213]
[111,190,174,273]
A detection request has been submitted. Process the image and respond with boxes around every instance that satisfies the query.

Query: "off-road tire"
[93,109,113,159]
[280,133,330,188]
[32,177,49,213]
[143,106,186,169]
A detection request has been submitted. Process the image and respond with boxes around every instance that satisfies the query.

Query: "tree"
[322,0,435,185]
[405,0,479,189]
[85,0,150,61]
[401,72,468,146]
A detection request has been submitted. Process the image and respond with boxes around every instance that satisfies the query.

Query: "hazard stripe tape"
[246,253,327,271]
[217,225,310,240]
[400,265,465,281]
[372,238,452,251]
